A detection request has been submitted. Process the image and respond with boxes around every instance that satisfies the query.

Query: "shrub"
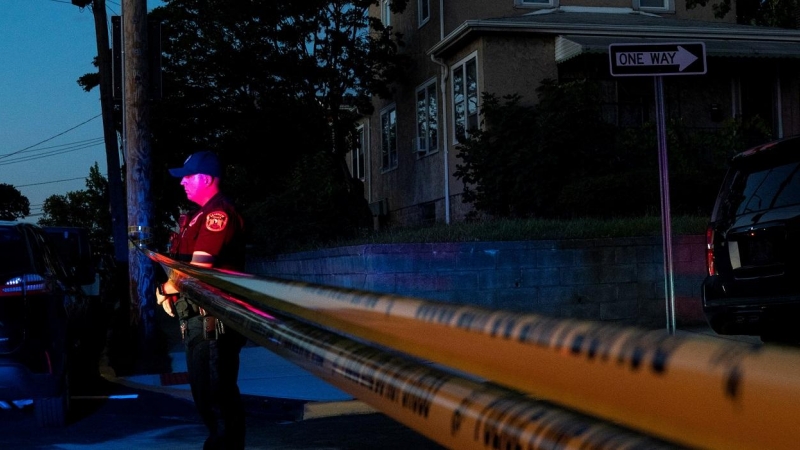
[455,79,774,220]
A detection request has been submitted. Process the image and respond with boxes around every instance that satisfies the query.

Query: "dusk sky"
[0,0,163,222]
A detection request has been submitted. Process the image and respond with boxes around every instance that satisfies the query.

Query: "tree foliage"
[148,0,408,254]
[686,0,800,27]
[38,163,113,256]
[454,80,616,218]
[245,151,372,255]
[454,79,773,220]
[0,184,30,220]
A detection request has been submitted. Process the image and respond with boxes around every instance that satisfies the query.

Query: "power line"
[0,114,102,161]
[106,1,120,17]
[6,137,105,157]
[0,138,105,166]
[16,177,88,188]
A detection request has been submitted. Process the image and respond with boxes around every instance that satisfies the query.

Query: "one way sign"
[609,42,706,77]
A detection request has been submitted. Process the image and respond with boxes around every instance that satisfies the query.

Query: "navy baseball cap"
[168,151,222,178]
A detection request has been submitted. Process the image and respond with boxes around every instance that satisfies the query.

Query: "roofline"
[428,18,800,57]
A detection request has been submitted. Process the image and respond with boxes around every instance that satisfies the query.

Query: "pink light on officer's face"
[180,174,205,204]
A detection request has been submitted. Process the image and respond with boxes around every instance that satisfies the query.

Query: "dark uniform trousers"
[178,297,247,450]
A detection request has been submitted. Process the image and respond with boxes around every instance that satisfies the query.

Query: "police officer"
[155,150,247,450]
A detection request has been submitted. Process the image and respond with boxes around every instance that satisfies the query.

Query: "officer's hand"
[156,290,176,317]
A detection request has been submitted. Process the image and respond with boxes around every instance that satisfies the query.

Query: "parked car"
[43,226,98,297]
[702,135,800,344]
[0,221,90,426]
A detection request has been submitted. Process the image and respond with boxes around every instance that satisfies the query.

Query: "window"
[415,79,438,155]
[418,0,430,27]
[382,0,392,27]
[516,0,558,7]
[352,125,366,180]
[732,161,800,216]
[380,105,398,170]
[636,0,673,12]
[452,54,479,143]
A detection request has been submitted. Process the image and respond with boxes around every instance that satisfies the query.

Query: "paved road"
[0,376,444,449]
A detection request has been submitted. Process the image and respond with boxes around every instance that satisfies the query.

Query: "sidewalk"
[112,343,377,419]
[102,309,377,421]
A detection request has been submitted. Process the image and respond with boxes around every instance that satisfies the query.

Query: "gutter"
[427,18,800,58]
[431,0,451,224]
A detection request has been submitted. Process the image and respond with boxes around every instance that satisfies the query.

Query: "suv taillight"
[706,225,716,277]
[0,274,49,297]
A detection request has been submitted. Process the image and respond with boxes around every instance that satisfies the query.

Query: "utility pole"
[87,0,129,266]
[122,0,157,363]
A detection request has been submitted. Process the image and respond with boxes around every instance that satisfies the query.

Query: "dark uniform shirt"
[168,191,248,449]
[173,192,245,271]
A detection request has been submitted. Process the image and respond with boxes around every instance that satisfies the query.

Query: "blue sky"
[0,0,163,221]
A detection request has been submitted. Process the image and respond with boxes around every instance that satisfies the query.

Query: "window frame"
[515,0,558,8]
[635,0,674,13]
[451,52,480,144]
[380,104,398,171]
[415,78,439,156]
[381,0,392,27]
[418,0,430,28]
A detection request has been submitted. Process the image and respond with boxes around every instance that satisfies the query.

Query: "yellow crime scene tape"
[238,312,682,450]
[154,255,681,449]
[143,249,800,450]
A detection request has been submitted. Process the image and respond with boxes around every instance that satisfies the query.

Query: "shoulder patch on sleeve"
[205,211,228,232]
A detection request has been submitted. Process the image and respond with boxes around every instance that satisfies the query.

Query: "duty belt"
[175,297,225,341]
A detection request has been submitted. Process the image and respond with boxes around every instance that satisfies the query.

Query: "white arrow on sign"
[615,45,699,71]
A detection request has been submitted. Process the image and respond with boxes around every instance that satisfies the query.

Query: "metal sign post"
[609,42,706,334]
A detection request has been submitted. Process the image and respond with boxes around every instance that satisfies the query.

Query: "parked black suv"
[0,221,90,426]
[702,135,800,343]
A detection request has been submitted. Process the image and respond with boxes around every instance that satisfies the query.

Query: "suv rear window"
[0,227,29,275]
[721,160,800,218]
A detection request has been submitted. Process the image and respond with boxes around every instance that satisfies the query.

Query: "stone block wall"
[245,235,707,329]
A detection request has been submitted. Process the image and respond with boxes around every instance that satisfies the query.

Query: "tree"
[454,80,616,219]
[147,0,408,253]
[38,163,113,256]
[454,80,773,220]
[0,184,31,220]
[686,0,800,28]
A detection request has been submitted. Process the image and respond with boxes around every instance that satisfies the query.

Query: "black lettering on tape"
[437,307,455,324]
[517,316,562,348]
[476,396,529,449]
[535,412,590,450]
[488,312,532,339]
[400,369,449,418]
[448,308,495,333]
[571,334,585,355]
[451,388,481,437]
[313,286,381,309]
[415,303,461,325]
[457,311,476,329]
[725,366,742,400]
[708,342,761,402]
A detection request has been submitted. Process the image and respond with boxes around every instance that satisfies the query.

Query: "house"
[351,0,800,228]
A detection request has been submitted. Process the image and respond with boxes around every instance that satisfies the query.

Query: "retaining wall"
[246,235,707,329]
